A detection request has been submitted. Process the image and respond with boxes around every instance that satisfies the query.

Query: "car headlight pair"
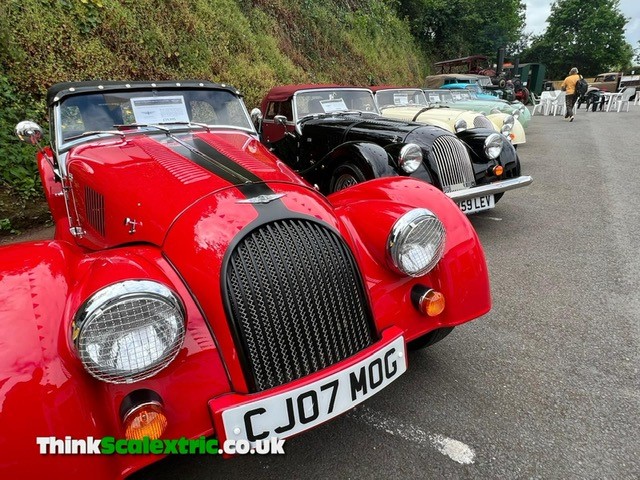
[388,209,446,277]
[73,280,186,384]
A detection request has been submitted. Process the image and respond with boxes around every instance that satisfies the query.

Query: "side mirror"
[250,107,262,125]
[274,115,287,126]
[249,108,262,133]
[15,121,44,145]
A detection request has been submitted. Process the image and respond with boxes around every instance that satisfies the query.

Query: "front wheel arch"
[315,141,397,193]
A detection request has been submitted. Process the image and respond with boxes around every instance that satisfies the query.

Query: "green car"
[424,89,531,129]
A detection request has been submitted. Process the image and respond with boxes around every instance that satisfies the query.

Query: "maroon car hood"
[66,130,306,249]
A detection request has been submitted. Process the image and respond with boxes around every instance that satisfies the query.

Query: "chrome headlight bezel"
[484,133,504,159]
[454,118,468,132]
[387,208,446,277]
[73,280,186,384]
[501,114,515,135]
[398,143,423,173]
[490,107,502,114]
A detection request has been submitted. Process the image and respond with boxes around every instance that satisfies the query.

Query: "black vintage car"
[255,85,532,215]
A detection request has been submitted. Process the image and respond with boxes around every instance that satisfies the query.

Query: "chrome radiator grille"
[473,116,494,129]
[225,219,375,392]
[431,135,476,193]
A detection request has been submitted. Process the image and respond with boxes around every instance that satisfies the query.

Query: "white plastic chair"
[604,87,631,112]
[550,91,566,116]
[532,91,555,115]
[612,87,636,112]
[634,90,640,106]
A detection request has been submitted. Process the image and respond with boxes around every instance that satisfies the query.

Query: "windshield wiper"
[64,130,126,142]
[113,122,211,133]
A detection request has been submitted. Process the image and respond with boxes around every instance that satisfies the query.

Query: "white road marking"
[480,216,502,221]
[348,405,476,465]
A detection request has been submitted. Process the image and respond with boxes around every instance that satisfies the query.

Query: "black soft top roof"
[46,80,241,107]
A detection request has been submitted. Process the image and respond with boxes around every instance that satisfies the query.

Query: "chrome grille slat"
[431,135,476,193]
[226,219,375,392]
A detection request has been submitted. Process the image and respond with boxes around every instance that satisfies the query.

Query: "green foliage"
[520,0,633,79]
[0,0,430,108]
[0,73,45,199]
[396,0,526,59]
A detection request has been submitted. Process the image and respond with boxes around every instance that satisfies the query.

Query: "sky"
[524,0,640,47]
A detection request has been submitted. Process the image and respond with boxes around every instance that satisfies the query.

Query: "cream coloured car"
[372,87,526,146]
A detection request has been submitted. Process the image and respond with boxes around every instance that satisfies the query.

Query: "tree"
[397,0,525,61]
[520,0,633,79]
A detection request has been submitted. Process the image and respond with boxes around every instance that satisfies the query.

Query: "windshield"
[294,89,378,118]
[57,88,254,144]
[425,90,454,103]
[375,89,427,108]
[450,90,472,101]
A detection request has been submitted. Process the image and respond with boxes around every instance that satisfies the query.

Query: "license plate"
[457,194,495,214]
[221,336,406,444]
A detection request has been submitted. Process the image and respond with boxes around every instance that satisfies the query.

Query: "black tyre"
[408,327,454,350]
[329,164,366,193]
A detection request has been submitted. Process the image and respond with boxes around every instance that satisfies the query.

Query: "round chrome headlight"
[387,209,446,277]
[73,280,186,384]
[490,107,501,114]
[511,109,520,120]
[398,143,423,173]
[484,133,504,159]
[501,114,515,135]
[454,118,467,132]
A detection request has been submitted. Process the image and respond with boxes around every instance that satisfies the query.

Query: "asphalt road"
[4,106,639,479]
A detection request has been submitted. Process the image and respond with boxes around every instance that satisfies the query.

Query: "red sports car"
[0,80,491,479]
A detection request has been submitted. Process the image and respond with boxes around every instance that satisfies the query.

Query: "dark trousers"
[565,94,576,117]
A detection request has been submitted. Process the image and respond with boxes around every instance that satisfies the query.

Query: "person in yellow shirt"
[561,67,581,121]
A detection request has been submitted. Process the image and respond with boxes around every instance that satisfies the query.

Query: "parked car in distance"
[255,84,531,214]
[371,86,526,146]
[589,72,621,92]
[589,72,640,94]
[1,80,493,479]
[424,89,531,129]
